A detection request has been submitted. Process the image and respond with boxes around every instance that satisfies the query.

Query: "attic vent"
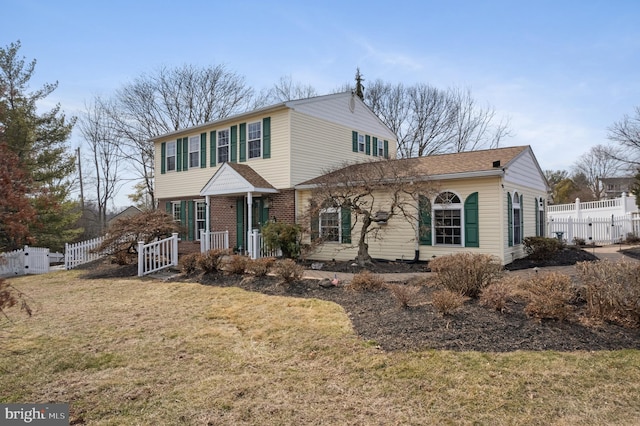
[492,160,501,168]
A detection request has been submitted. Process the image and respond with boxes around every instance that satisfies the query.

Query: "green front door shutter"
[262,117,271,159]
[239,123,246,162]
[187,201,195,241]
[341,207,351,244]
[260,199,269,227]
[230,125,238,163]
[161,142,166,174]
[352,131,358,152]
[365,135,371,155]
[200,133,207,168]
[180,200,186,239]
[507,193,513,247]
[372,137,378,157]
[418,195,432,245]
[236,198,245,250]
[166,201,171,214]
[464,192,479,248]
[383,140,389,159]
[176,138,182,172]
[210,130,216,167]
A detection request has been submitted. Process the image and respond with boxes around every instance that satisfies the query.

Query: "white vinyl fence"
[65,236,105,270]
[248,230,282,260]
[138,233,179,277]
[548,214,640,245]
[200,230,230,253]
[0,246,53,277]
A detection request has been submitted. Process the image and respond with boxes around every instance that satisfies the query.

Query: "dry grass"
[1,271,640,424]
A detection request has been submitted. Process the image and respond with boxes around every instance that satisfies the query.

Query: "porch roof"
[200,162,278,197]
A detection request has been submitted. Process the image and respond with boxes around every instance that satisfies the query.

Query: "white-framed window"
[189,136,200,168]
[434,191,462,245]
[195,200,206,240]
[319,207,340,242]
[166,141,176,172]
[217,129,229,163]
[538,198,545,237]
[377,140,384,157]
[248,121,261,159]
[172,202,181,223]
[358,134,365,152]
[513,192,522,245]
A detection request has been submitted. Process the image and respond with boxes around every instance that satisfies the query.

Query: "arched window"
[434,191,462,245]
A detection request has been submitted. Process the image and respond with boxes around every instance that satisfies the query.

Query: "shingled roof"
[296,146,531,187]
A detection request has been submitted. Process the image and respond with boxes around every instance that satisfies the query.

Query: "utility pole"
[77,147,84,209]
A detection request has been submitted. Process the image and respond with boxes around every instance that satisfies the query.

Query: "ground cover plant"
[1,270,640,424]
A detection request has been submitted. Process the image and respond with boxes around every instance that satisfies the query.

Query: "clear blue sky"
[4,0,640,207]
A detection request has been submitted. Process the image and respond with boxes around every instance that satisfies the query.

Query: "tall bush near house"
[429,253,503,298]
[523,237,563,261]
[261,222,301,259]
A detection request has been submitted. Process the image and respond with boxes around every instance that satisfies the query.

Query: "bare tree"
[608,106,640,166]
[572,144,624,200]
[260,75,317,103]
[105,64,255,205]
[78,97,122,232]
[305,159,434,266]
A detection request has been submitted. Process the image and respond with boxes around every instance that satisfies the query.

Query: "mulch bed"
[79,248,640,352]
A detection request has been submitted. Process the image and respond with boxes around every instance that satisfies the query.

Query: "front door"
[236,197,269,252]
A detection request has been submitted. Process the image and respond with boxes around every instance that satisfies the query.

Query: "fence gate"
[23,246,50,275]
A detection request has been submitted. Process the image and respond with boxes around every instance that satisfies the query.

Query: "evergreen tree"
[0,41,81,251]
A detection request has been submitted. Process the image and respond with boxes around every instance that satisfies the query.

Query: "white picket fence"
[138,233,179,277]
[248,230,282,260]
[65,236,105,270]
[0,246,53,277]
[548,214,640,245]
[200,230,230,253]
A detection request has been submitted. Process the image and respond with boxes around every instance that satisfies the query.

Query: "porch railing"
[248,230,282,260]
[200,230,230,253]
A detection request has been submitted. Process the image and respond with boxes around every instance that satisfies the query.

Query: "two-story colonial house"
[152,91,396,252]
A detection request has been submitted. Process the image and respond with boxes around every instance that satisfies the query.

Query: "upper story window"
[434,191,462,245]
[248,121,261,159]
[218,129,229,163]
[166,141,176,172]
[189,136,200,168]
[358,134,365,153]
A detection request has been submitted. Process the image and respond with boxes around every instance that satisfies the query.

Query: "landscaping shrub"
[179,252,200,275]
[246,257,276,277]
[576,260,640,326]
[431,289,467,316]
[227,255,248,275]
[272,258,304,283]
[624,233,640,244]
[261,221,302,259]
[386,283,421,308]
[523,236,563,261]
[480,276,520,312]
[349,270,385,292]
[519,272,575,321]
[429,253,503,298]
[197,249,228,274]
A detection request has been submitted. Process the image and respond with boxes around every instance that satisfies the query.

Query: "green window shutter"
[239,123,247,162]
[384,140,389,159]
[464,192,479,248]
[365,135,371,155]
[520,194,524,241]
[176,138,182,172]
[180,200,187,239]
[418,195,432,246]
[200,133,207,168]
[230,125,238,163]
[507,193,513,247]
[372,137,378,157]
[341,207,351,244]
[534,197,539,237]
[187,201,195,241]
[210,131,216,167]
[352,131,358,152]
[165,201,171,214]
[160,142,166,174]
[182,137,189,171]
[262,117,271,159]
[236,198,244,249]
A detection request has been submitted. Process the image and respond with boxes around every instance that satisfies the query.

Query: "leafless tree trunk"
[572,144,624,200]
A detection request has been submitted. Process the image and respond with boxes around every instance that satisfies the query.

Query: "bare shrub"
[429,253,503,298]
[576,260,640,326]
[246,257,276,277]
[179,252,201,275]
[480,276,520,312]
[386,283,421,308]
[519,272,575,321]
[272,259,304,283]
[349,270,385,292]
[197,249,228,274]
[0,278,32,318]
[523,236,563,261]
[227,255,248,275]
[431,290,467,316]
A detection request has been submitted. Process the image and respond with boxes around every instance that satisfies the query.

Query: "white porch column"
[205,195,211,251]
[247,192,253,255]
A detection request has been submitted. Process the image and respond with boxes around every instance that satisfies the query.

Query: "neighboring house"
[152,92,396,251]
[296,146,549,265]
[600,177,636,199]
[107,206,142,227]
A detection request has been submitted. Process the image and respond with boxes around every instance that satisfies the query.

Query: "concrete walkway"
[301,244,639,283]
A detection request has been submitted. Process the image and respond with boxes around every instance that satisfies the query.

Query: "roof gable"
[200,162,278,196]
